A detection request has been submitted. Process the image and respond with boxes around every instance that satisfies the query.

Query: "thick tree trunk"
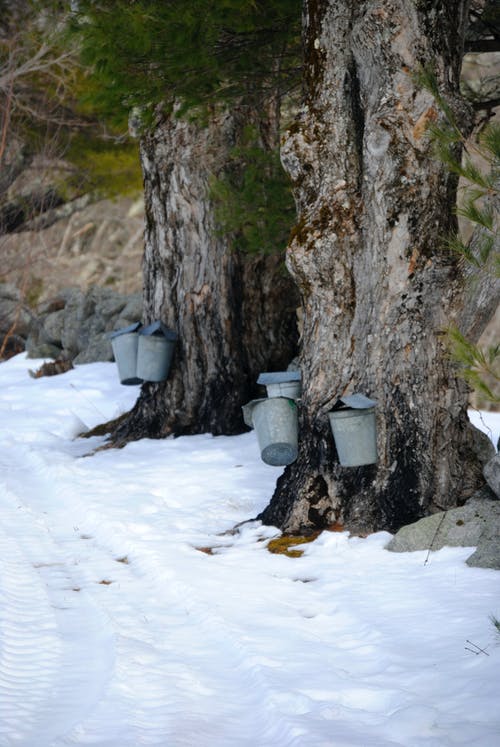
[111,106,298,443]
[259,0,496,535]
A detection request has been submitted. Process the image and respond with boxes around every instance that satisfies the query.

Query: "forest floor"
[0,353,499,747]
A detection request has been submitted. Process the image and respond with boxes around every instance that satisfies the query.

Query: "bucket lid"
[331,393,377,410]
[257,371,301,385]
[108,321,141,339]
[139,320,178,340]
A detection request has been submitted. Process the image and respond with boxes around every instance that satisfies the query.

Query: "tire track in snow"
[55,520,304,747]
[1,443,302,745]
[0,519,61,746]
[0,452,115,747]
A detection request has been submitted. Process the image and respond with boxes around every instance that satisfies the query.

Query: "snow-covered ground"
[0,353,499,747]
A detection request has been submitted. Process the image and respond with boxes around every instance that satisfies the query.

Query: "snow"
[0,354,499,747]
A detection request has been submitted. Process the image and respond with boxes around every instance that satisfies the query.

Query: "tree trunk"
[111,105,298,443]
[259,0,496,535]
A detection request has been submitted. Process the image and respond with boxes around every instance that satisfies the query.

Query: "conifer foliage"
[0,0,143,233]
[70,0,301,121]
[70,0,301,254]
[419,68,500,403]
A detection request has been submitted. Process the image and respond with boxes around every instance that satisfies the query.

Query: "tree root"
[78,411,131,440]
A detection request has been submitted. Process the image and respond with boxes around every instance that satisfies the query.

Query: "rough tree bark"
[111,105,298,443]
[259,0,498,535]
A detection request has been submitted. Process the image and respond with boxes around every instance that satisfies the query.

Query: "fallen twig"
[424,511,447,565]
[465,639,490,656]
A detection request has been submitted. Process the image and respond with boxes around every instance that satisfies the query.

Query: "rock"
[0,283,21,302]
[73,334,113,364]
[468,422,496,466]
[466,520,500,569]
[472,484,500,501]
[93,288,129,318]
[25,286,142,364]
[59,290,85,355]
[27,341,62,359]
[386,497,500,570]
[483,454,500,499]
[116,294,142,325]
[42,309,66,345]
[0,282,35,344]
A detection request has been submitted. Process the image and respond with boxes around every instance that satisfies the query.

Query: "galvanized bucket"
[328,394,378,467]
[109,322,143,385]
[257,371,302,400]
[136,321,178,383]
[243,397,298,466]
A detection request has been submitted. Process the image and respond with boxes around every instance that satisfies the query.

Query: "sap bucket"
[257,371,302,400]
[136,321,178,382]
[109,322,143,385]
[328,394,378,467]
[242,397,298,466]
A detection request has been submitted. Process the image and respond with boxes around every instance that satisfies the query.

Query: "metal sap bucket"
[328,393,378,467]
[257,371,302,400]
[242,397,298,466]
[109,322,143,385]
[136,321,178,383]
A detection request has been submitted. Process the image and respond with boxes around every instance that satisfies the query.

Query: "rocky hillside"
[0,192,144,362]
[1,195,144,303]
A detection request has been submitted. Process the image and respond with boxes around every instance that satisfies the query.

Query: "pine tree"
[70,0,303,440]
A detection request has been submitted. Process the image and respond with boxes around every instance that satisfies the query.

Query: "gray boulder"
[28,342,63,359]
[113,294,143,331]
[0,283,35,357]
[483,454,500,499]
[43,308,66,346]
[386,495,500,569]
[469,422,496,466]
[74,334,114,364]
[26,286,142,364]
[466,519,500,569]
